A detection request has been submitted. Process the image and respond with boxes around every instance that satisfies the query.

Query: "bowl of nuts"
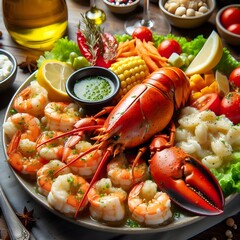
[103,0,140,14]
[159,0,216,28]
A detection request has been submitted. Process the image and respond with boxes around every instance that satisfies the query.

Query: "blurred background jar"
[2,0,68,51]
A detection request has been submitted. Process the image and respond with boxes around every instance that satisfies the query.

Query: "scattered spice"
[16,206,36,230]
[18,56,37,73]
[225,229,233,238]
[226,217,235,227]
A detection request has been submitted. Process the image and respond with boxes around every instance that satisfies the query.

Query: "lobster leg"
[94,106,114,118]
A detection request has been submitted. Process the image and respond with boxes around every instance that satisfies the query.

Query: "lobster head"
[150,146,224,216]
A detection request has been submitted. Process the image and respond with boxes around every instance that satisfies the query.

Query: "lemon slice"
[185,31,223,76]
[215,70,230,97]
[37,60,74,101]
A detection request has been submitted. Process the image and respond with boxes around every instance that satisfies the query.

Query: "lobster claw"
[150,146,225,216]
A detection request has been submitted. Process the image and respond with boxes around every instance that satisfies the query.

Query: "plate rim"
[2,71,237,234]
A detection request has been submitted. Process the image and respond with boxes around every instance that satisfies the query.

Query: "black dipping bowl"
[66,66,120,114]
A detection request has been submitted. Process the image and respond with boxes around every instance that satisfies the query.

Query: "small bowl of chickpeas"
[159,0,216,28]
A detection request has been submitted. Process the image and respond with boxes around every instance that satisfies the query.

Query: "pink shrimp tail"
[7,130,21,155]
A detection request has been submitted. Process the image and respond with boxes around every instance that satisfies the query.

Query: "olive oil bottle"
[2,0,68,50]
[85,0,106,25]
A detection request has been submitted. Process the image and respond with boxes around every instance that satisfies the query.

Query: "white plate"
[2,72,237,234]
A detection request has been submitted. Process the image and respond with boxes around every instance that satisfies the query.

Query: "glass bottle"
[2,0,68,51]
[85,0,106,25]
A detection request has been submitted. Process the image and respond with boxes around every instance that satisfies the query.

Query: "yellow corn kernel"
[110,56,149,104]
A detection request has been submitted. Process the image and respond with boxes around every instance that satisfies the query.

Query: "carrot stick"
[135,39,159,72]
[120,51,138,57]
[148,53,167,67]
[143,40,168,62]
[116,39,136,59]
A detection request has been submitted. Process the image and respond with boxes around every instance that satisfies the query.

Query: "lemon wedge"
[185,31,223,76]
[215,70,230,97]
[37,60,74,102]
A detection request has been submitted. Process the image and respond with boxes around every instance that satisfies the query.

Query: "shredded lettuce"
[211,152,240,197]
[37,37,81,68]
[114,34,132,43]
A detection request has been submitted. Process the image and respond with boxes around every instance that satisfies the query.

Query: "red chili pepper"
[77,30,93,62]
[77,29,117,68]
[95,55,112,68]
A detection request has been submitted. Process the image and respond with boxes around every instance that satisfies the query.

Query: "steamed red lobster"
[38,66,224,218]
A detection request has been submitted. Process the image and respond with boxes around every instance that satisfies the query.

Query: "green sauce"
[73,76,114,101]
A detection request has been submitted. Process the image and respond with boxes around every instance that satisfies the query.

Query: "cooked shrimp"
[36,131,65,161]
[37,160,71,196]
[7,130,44,176]
[63,140,102,178]
[107,153,149,191]
[128,180,172,226]
[3,113,41,142]
[88,178,127,223]
[47,173,89,216]
[13,81,48,116]
[43,102,81,132]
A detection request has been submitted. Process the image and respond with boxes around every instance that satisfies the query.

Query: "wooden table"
[0,0,240,239]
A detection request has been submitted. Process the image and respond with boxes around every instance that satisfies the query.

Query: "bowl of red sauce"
[66,66,120,113]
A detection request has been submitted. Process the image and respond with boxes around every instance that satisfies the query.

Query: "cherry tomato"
[220,7,240,29]
[220,91,240,125]
[191,93,221,115]
[227,23,240,35]
[229,67,240,88]
[157,39,182,58]
[132,26,153,42]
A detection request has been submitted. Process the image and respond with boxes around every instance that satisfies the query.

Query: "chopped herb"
[126,219,141,228]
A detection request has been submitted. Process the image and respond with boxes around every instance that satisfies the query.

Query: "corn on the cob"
[110,56,149,104]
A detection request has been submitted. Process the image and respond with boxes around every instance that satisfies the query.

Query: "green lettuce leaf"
[211,152,240,196]
[37,37,80,67]
[153,34,206,57]
[114,34,132,43]
[215,48,240,77]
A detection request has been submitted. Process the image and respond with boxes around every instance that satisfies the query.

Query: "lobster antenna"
[74,146,114,218]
